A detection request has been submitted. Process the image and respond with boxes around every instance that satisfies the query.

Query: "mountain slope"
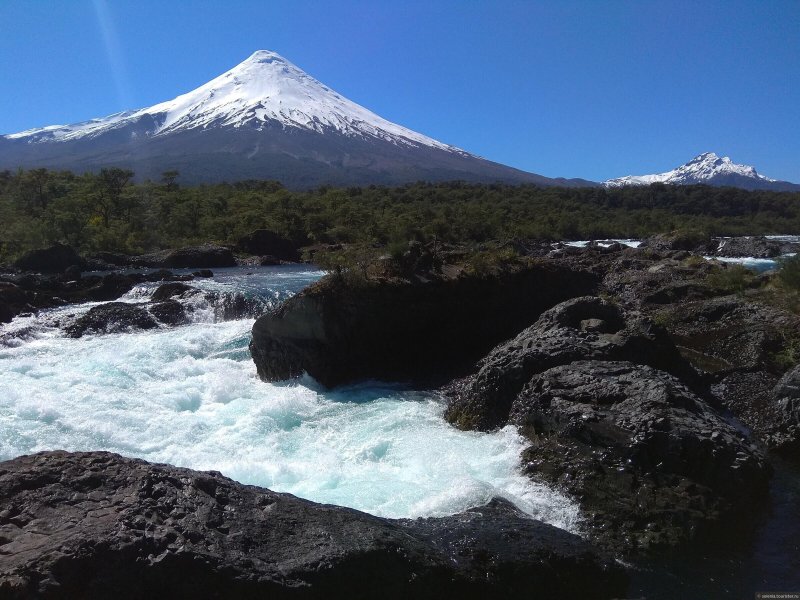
[0,51,591,188]
[604,152,800,191]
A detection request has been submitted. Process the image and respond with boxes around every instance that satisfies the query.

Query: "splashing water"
[0,266,580,530]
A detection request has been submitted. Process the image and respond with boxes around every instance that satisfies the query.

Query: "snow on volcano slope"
[0,51,596,187]
[603,152,800,191]
[5,51,463,154]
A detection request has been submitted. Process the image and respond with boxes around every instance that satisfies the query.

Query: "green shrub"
[778,255,800,290]
[706,264,756,294]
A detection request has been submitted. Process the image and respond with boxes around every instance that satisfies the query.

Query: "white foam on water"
[0,273,580,531]
[564,239,642,248]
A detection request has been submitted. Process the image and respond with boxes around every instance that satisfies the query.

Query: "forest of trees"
[1,167,800,260]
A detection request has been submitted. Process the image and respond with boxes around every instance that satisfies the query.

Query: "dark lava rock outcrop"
[510,361,770,551]
[0,282,31,324]
[151,281,200,301]
[235,229,301,261]
[660,297,799,375]
[148,300,189,326]
[0,451,628,600]
[13,243,83,273]
[65,302,159,337]
[445,296,696,431]
[250,263,599,388]
[714,236,796,259]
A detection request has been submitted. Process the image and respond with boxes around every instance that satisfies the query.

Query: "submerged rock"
[151,281,199,301]
[250,263,599,388]
[65,302,158,337]
[148,300,189,326]
[0,451,628,599]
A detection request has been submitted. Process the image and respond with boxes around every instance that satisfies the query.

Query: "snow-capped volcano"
[604,152,799,191]
[1,51,588,188]
[7,51,459,153]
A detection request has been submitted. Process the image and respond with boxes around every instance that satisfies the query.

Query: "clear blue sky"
[1,0,798,182]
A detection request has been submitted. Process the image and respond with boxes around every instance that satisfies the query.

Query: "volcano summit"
[0,51,588,188]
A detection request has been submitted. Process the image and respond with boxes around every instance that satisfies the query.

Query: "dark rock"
[90,251,138,267]
[715,236,782,258]
[151,282,198,301]
[13,243,83,273]
[770,365,800,451]
[510,361,770,552]
[143,269,193,282]
[444,296,696,431]
[205,291,264,321]
[250,263,599,388]
[63,264,82,281]
[149,300,189,326]
[642,281,717,304]
[65,302,158,337]
[775,365,800,424]
[235,255,282,267]
[81,273,139,302]
[602,256,716,308]
[235,229,301,261]
[640,232,714,254]
[0,282,32,323]
[192,269,214,278]
[161,244,236,268]
[0,451,628,599]
[658,297,799,374]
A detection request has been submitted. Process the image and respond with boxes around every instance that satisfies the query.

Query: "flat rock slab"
[0,451,627,599]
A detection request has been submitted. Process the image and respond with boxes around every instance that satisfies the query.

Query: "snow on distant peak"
[604,151,777,187]
[4,50,465,154]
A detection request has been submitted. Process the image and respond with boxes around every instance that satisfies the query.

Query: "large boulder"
[139,245,236,269]
[148,300,189,326]
[659,297,799,374]
[13,243,83,273]
[510,361,770,552]
[0,282,31,323]
[714,236,783,258]
[65,302,158,337]
[445,296,696,431]
[250,263,599,388]
[150,282,199,301]
[0,451,628,599]
[162,244,236,268]
[775,364,800,425]
[235,229,301,261]
[639,232,715,254]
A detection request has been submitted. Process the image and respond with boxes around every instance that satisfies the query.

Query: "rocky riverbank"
[249,238,800,558]
[0,451,627,599]
[3,233,800,596]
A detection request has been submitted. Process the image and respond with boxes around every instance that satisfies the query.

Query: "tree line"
[1,167,799,260]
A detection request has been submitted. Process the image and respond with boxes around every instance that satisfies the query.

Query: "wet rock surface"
[0,269,193,324]
[444,296,696,431]
[510,361,770,552]
[0,451,628,600]
[235,229,302,261]
[250,263,599,388]
[64,302,159,337]
[13,243,83,273]
[714,236,797,258]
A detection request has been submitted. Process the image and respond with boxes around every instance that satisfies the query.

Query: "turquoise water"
[0,265,579,527]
